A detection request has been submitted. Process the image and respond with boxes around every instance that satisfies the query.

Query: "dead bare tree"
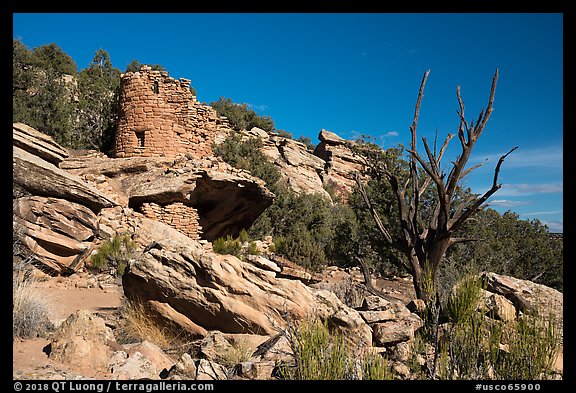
[354,69,517,304]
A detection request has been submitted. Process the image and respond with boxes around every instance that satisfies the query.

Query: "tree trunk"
[411,236,450,303]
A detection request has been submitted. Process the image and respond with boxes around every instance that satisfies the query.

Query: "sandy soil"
[13,275,123,380]
[12,269,415,380]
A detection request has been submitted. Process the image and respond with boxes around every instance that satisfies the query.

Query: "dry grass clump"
[116,298,191,351]
[218,339,254,367]
[13,261,53,340]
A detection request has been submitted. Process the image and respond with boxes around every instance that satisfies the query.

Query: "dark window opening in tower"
[153,80,159,94]
[135,131,145,147]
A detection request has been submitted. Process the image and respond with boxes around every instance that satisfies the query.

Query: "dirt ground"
[13,275,124,379]
[12,268,415,380]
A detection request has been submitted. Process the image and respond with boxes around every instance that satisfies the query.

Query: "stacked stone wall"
[140,202,202,240]
[114,66,230,158]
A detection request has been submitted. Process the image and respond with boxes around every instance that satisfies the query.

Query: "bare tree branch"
[356,256,405,302]
[410,70,431,151]
[354,172,393,244]
[476,69,499,134]
[446,69,499,201]
[422,137,441,176]
[460,159,488,180]
[448,237,481,247]
[492,146,518,188]
[456,86,470,148]
[451,194,478,224]
[407,149,446,193]
[437,133,454,163]
[449,146,518,231]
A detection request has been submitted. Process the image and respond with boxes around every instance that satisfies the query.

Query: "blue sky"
[12,13,563,232]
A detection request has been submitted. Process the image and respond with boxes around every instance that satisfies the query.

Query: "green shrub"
[213,132,281,187]
[446,274,484,324]
[247,241,260,255]
[210,97,275,132]
[238,229,249,243]
[494,313,560,379]
[280,317,355,380]
[214,130,362,272]
[213,235,241,256]
[413,293,561,380]
[273,226,327,272]
[361,350,393,380]
[90,233,136,276]
[279,316,393,380]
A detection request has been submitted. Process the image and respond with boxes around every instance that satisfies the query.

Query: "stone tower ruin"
[114,65,229,158]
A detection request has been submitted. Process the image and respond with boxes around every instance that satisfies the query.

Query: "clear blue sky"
[13,13,563,233]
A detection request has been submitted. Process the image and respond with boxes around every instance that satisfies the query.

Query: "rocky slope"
[12,123,563,380]
[239,127,364,202]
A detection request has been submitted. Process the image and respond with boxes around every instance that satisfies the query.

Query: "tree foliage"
[77,49,122,154]
[210,97,275,132]
[13,40,121,153]
[124,59,166,73]
[448,209,563,291]
[214,131,352,271]
[13,39,78,146]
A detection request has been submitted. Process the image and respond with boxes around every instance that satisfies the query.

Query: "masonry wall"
[114,66,229,158]
[140,202,202,240]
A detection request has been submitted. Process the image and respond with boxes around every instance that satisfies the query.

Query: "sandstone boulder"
[13,122,69,165]
[48,310,115,372]
[13,196,99,275]
[372,313,423,347]
[251,334,293,364]
[195,359,228,380]
[60,153,274,241]
[482,272,563,342]
[234,361,276,380]
[199,331,234,362]
[124,341,175,373]
[110,351,158,380]
[13,145,117,213]
[122,218,372,345]
[485,293,517,322]
[313,129,364,202]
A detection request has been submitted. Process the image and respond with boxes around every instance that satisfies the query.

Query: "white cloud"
[470,145,562,170]
[496,183,563,197]
[384,131,399,137]
[474,182,563,197]
[521,209,563,217]
[539,219,563,233]
[246,103,269,113]
[487,199,531,208]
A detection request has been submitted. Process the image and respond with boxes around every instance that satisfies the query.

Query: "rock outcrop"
[13,196,100,275]
[313,129,365,202]
[122,217,372,346]
[238,127,363,202]
[243,128,332,200]
[60,153,275,242]
[13,122,69,165]
[13,146,117,213]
